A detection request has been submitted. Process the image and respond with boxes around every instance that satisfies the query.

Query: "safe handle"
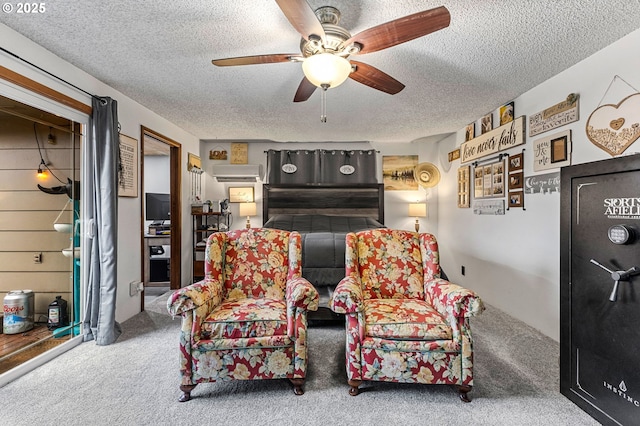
[589,259,640,302]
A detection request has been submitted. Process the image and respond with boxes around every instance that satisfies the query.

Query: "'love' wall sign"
[461,116,526,163]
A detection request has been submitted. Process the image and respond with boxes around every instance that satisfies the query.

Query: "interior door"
[560,154,640,425]
[140,127,182,311]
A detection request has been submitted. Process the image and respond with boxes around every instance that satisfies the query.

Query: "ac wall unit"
[211,164,262,182]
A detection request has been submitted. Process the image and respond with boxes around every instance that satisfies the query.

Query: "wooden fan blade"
[275,0,325,41]
[349,61,405,95]
[342,6,450,55]
[212,54,300,67]
[293,77,316,102]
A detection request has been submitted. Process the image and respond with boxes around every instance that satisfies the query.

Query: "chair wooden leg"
[348,379,362,396]
[290,378,305,395]
[457,384,472,403]
[179,384,197,402]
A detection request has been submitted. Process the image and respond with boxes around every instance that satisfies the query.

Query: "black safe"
[560,154,640,425]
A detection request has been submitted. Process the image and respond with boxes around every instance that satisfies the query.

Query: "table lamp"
[239,202,257,229]
[408,202,427,232]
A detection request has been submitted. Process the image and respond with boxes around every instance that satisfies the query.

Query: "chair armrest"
[286,277,319,311]
[166,278,224,316]
[330,276,364,314]
[425,278,485,318]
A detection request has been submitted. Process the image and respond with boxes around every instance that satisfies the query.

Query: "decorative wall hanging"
[230,142,248,164]
[457,165,470,208]
[282,150,298,174]
[187,152,201,171]
[533,130,572,171]
[448,148,460,162]
[118,133,138,198]
[473,199,505,215]
[382,155,418,190]
[461,116,526,163]
[529,93,579,137]
[209,148,228,160]
[586,92,640,156]
[524,171,560,194]
[473,159,504,199]
[500,101,514,126]
[481,112,493,134]
[465,122,475,141]
[414,162,441,189]
[507,151,525,210]
[339,151,355,175]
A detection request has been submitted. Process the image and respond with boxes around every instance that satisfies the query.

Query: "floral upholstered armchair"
[330,229,484,402]
[167,228,319,402]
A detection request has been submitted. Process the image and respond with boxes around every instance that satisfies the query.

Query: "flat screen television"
[145,192,171,224]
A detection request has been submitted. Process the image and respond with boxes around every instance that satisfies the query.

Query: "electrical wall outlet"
[33,252,42,263]
[129,281,143,297]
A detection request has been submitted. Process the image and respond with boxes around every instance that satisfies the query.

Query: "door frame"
[140,126,182,309]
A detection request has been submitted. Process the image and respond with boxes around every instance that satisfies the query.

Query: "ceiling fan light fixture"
[302,53,351,88]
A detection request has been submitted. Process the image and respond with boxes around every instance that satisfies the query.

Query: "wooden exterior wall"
[0,114,78,318]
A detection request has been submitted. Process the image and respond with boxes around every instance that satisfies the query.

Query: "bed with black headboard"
[263,184,385,320]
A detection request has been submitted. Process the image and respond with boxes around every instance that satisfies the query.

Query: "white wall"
[428,28,640,341]
[0,24,201,323]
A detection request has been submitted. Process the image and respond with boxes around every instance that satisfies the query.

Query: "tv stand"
[144,234,171,287]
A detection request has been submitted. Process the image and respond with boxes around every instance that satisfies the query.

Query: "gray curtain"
[266,149,319,184]
[319,149,377,183]
[82,96,121,345]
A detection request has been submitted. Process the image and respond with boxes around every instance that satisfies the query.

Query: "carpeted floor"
[0,292,598,426]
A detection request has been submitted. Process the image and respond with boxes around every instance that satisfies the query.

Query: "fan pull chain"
[320,84,329,123]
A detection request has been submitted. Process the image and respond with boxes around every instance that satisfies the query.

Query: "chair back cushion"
[351,229,425,300]
[208,228,291,300]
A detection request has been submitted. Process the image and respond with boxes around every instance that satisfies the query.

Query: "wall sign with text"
[532,130,571,172]
[529,94,579,137]
[461,116,526,163]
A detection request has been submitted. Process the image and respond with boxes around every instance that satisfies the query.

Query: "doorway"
[140,127,181,311]
[0,93,83,378]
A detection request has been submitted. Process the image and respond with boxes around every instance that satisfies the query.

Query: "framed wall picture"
[507,151,525,208]
[457,165,470,208]
[500,101,515,125]
[509,171,524,190]
[382,155,419,190]
[465,122,475,141]
[474,159,504,199]
[509,152,523,172]
[230,142,248,164]
[551,135,568,162]
[118,133,138,198]
[509,191,524,208]
[228,187,254,203]
[481,112,493,134]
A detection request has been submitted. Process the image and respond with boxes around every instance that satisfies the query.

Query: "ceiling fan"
[212,1,451,104]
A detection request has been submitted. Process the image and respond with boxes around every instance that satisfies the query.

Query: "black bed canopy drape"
[266,149,377,184]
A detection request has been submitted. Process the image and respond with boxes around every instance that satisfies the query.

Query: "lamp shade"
[302,53,352,88]
[408,203,427,218]
[239,202,257,217]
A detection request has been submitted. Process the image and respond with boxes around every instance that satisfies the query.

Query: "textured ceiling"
[2,1,640,143]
